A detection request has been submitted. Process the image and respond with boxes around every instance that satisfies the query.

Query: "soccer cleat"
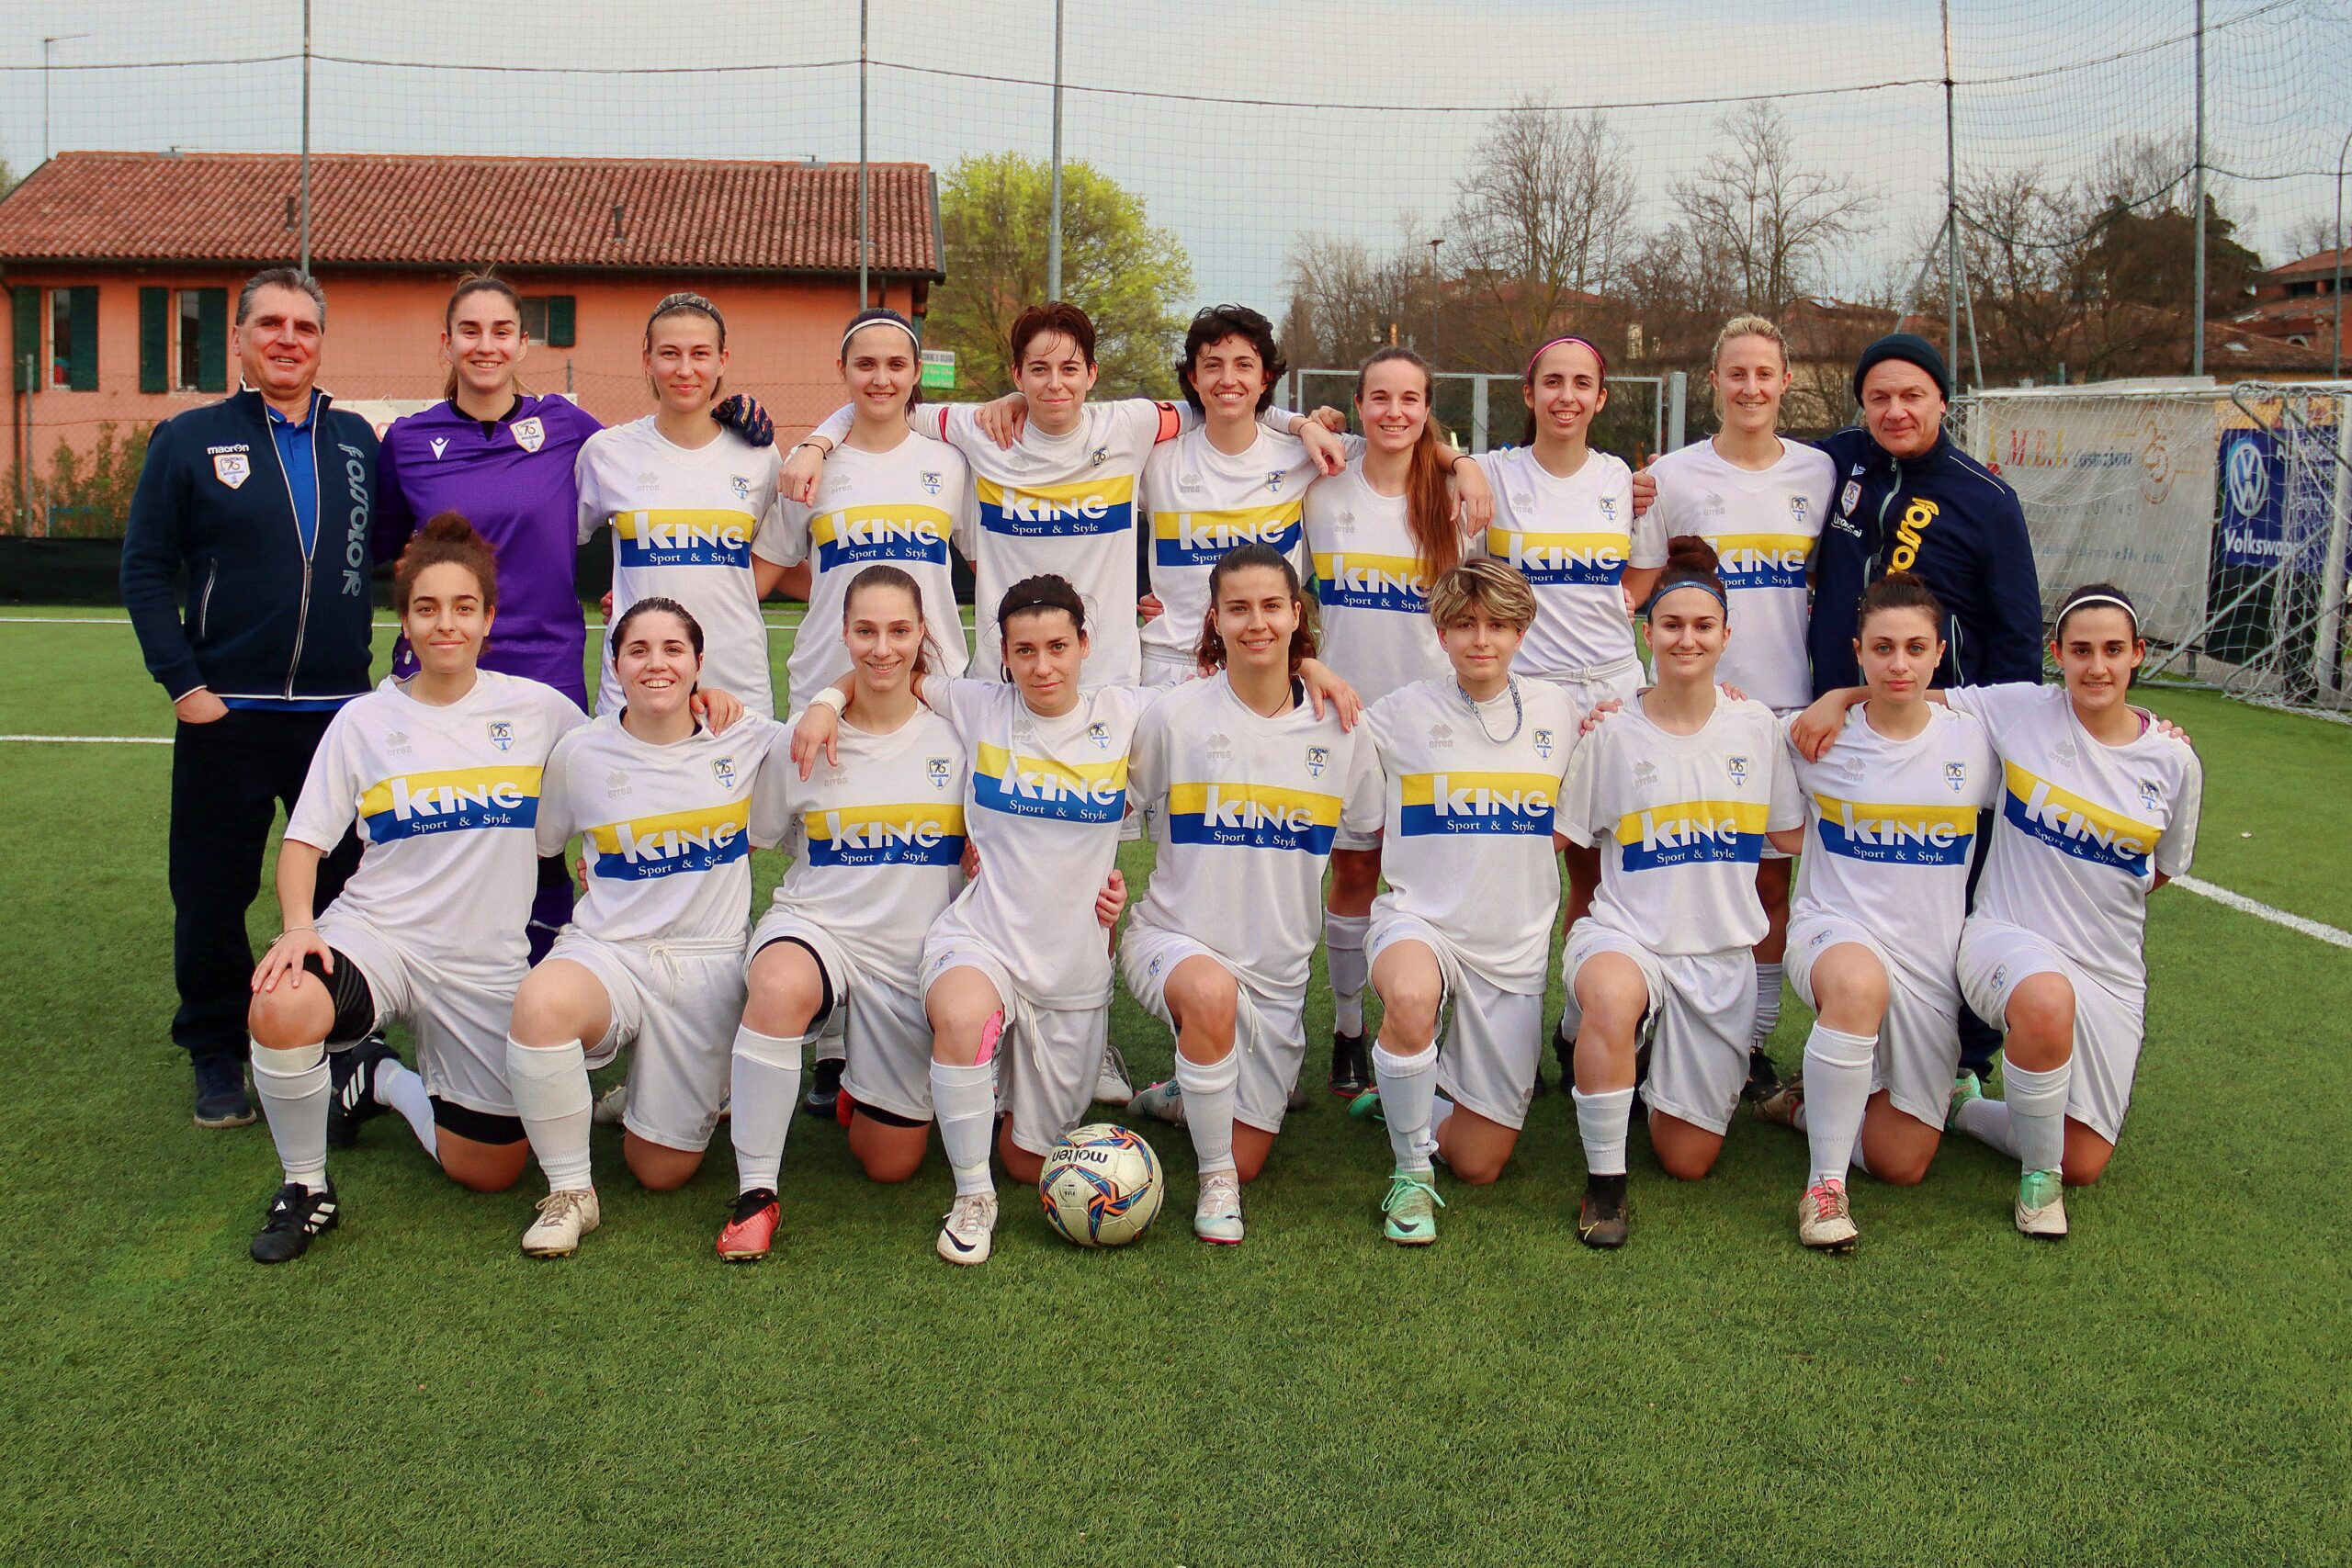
[1946,1069,1984,1132]
[802,1056,844,1120]
[1194,1170,1245,1245]
[325,1034,398,1150]
[2015,1168,2068,1240]
[716,1188,781,1261]
[1739,1045,1787,1105]
[936,1190,1001,1265]
[1798,1179,1858,1252]
[1286,1076,1311,1112]
[1750,1077,1805,1128]
[249,1180,338,1264]
[1577,1174,1630,1248]
[592,1082,628,1126]
[1347,1088,1385,1125]
[1380,1168,1443,1246]
[1328,1031,1370,1097]
[1093,1043,1135,1105]
[521,1188,601,1258]
[1126,1079,1186,1127]
[192,1055,255,1130]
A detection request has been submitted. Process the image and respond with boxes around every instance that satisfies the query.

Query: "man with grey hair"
[121,267,378,1130]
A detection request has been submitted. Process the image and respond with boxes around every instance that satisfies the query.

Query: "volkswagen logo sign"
[2225,436,2271,521]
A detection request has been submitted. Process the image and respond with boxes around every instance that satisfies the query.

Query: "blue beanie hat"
[1852,333,1950,402]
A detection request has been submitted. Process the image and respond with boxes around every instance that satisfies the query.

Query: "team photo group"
[121,265,2201,1271]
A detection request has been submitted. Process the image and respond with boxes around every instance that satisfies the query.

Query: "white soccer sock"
[1572,1085,1636,1178]
[1326,913,1370,1037]
[506,1036,594,1193]
[1800,1022,1877,1186]
[251,1040,331,1192]
[1953,1097,2017,1158]
[374,1058,439,1162]
[1752,962,1785,1043]
[932,1059,998,1198]
[2001,1059,2070,1175]
[1175,1047,1242,1177]
[729,1025,809,1194]
[1372,1040,1439,1172]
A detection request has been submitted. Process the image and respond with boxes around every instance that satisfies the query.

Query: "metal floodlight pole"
[2191,0,2206,378]
[858,0,871,307]
[42,33,90,165]
[1942,0,1960,372]
[300,0,313,276]
[2333,127,2351,379]
[1047,0,1065,301]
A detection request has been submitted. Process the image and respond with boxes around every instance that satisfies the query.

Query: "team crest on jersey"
[1599,497,1619,524]
[212,452,252,490]
[1305,744,1329,777]
[731,475,752,502]
[1634,760,1658,788]
[428,437,450,461]
[1946,761,1969,793]
[1726,755,1750,787]
[1267,470,1286,492]
[1839,479,1861,517]
[712,756,737,791]
[2138,777,2162,811]
[1790,495,1810,525]
[1429,723,1454,750]
[1533,728,1555,759]
[927,756,953,789]
[1088,721,1112,750]
[605,769,632,797]
[488,721,515,751]
[1090,447,1109,467]
[513,416,546,454]
[921,470,942,495]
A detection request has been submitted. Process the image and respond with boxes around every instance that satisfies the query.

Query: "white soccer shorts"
[1560,918,1755,1136]
[1365,910,1547,1132]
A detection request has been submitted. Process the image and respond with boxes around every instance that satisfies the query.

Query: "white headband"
[842,315,920,358]
[2058,592,2137,629]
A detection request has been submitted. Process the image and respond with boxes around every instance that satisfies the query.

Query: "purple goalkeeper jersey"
[375,393,603,707]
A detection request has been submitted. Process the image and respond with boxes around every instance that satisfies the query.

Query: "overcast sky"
[5,0,2346,317]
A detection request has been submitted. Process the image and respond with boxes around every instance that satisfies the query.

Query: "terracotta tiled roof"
[0,152,941,276]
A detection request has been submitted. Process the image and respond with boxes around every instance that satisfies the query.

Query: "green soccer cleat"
[1946,1069,1984,1132]
[1380,1168,1443,1246]
[1348,1088,1385,1125]
[2015,1168,2068,1240]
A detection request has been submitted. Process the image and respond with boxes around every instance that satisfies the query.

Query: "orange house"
[0,151,944,484]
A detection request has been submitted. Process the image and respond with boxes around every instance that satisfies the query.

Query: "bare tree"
[1280,226,1451,372]
[2281,212,2340,266]
[1448,99,1637,365]
[1670,102,1875,317]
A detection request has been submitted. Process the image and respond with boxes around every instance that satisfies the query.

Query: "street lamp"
[2334,126,2352,378]
[42,34,90,165]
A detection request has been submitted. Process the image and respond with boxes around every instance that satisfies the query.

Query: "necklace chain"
[1458,676,1524,745]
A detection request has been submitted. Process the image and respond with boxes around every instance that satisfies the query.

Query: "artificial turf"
[1,612,2346,1564]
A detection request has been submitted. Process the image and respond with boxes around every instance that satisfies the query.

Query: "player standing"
[1556,538,1804,1248]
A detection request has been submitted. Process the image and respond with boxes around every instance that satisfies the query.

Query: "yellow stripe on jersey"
[358,765,545,841]
[803,801,967,866]
[1999,760,2161,874]
[1314,549,1429,612]
[1151,502,1305,564]
[1485,529,1629,586]
[1809,793,1978,866]
[975,473,1137,539]
[610,510,756,546]
[1710,533,1813,590]
[1166,781,1342,823]
[584,801,752,857]
[585,800,753,880]
[971,742,1130,823]
[1614,797,1772,871]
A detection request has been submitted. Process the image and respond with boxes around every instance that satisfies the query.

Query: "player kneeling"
[1556,538,1804,1247]
[244,516,589,1261]
[1120,544,1377,1243]
[1355,560,1580,1245]
[503,599,782,1258]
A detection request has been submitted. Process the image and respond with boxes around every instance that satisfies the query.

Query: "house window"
[520,295,576,348]
[178,288,226,391]
[49,287,96,390]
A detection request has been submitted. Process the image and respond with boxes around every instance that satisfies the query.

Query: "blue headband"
[1643,578,1728,617]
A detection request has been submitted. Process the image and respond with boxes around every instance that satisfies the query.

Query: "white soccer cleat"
[2015,1168,2068,1240]
[521,1188,601,1258]
[1194,1170,1245,1245]
[1093,1043,1135,1105]
[1797,1179,1858,1252]
[936,1191,1000,1266]
[1125,1079,1186,1127]
[591,1083,628,1126]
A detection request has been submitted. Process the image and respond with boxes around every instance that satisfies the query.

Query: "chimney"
[611,202,626,242]
[285,194,296,230]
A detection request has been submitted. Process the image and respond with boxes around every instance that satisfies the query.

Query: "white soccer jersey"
[771,434,974,704]
[287,671,588,976]
[575,416,790,718]
[750,705,971,992]
[1127,671,1383,996]
[1366,676,1582,993]
[1304,458,1453,705]
[929,677,1148,1007]
[1137,425,1317,671]
[537,712,784,945]
[1788,704,2001,998]
[1946,682,2202,990]
[1474,446,1660,680]
[1560,696,1804,955]
[1647,438,1833,710]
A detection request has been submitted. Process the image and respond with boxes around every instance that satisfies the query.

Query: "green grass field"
[3,608,2347,1565]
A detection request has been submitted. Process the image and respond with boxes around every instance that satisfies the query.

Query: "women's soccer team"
[238,279,2202,1267]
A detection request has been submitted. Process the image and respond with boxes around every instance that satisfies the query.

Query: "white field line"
[0,734,172,744]
[2172,874,2352,950]
[0,612,980,633]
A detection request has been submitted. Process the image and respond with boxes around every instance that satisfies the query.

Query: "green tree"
[929,152,1193,400]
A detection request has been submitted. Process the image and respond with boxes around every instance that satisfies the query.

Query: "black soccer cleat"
[802,1056,844,1120]
[1577,1174,1629,1249]
[1328,1031,1371,1098]
[250,1180,340,1264]
[1739,1044,1786,1105]
[327,1034,399,1150]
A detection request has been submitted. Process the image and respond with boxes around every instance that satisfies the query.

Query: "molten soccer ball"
[1038,1122,1165,1247]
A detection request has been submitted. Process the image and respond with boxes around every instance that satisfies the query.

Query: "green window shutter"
[196,288,227,392]
[67,287,97,391]
[547,295,576,348]
[9,288,36,393]
[140,288,168,392]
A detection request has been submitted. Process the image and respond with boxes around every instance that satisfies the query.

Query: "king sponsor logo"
[1810,794,1977,865]
[810,503,954,571]
[359,766,543,843]
[1152,502,1305,567]
[1398,771,1556,838]
[2000,761,2159,876]
[972,743,1129,824]
[976,474,1136,539]
[1314,550,1429,614]
[611,509,754,570]
[1615,798,1770,871]
[1487,528,1628,587]
[1712,533,1812,592]
[803,802,967,868]
[1166,781,1341,853]
[586,801,752,880]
